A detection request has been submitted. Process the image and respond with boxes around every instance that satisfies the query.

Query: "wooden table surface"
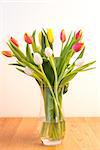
[0,118,100,150]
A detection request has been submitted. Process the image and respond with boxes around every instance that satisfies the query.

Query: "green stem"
[39,65,59,119]
[49,57,64,120]
[60,43,63,56]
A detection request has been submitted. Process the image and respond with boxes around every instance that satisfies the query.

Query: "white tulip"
[34,53,43,65]
[75,58,84,67]
[45,47,53,57]
[24,66,34,76]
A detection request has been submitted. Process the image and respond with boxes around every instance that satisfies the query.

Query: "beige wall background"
[0,0,100,117]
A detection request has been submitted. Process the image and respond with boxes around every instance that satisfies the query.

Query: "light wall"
[0,0,100,117]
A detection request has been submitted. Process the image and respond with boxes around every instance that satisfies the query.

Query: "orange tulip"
[72,42,84,52]
[10,37,19,47]
[24,33,33,44]
[75,30,82,40]
[2,51,13,57]
[60,29,66,43]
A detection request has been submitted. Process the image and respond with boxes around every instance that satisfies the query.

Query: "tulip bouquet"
[2,29,95,146]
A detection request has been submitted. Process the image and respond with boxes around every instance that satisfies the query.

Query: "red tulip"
[24,33,33,44]
[10,37,19,47]
[75,30,82,40]
[2,51,13,57]
[60,29,66,43]
[72,42,84,52]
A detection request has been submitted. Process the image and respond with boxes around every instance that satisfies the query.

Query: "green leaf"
[32,30,37,52]
[64,47,85,75]
[57,34,76,76]
[42,59,55,85]
[79,67,96,72]
[71,61,96,74]
[76,47,85,60]
[60,34,75,58]
[9,41,26,60]
[17,61,26,67]
[9,63,24,67]
[42,28,53,49]
[16,68,25,74]
[7,41,46,83]
[62,31,72,53]
[63,83,69,94]
[41,32,46,50]
[60,60,96,87]
[26,44,34,63]
[60,73,77,87]
[58,50,74,82]
[7,42,22,61]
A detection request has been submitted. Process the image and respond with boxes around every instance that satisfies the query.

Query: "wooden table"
[0,118,100,150]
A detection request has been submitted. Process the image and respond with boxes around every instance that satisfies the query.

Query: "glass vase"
[40,86,66,146]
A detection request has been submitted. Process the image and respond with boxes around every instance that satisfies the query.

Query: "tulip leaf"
[9,63,24,67]
[71,60,96,73]
[42,28,53,50]
[26,44,34,63]
[64,47,85,75]
[41,32,46,50]
[60,60,96,87]
[7,42,22,61]
[9,41,26,60]
[32,30,37,52]
[60,73,77,87]
[76,47,85,60]
[42,59,55,86]
[58,50,74,82]
[57,34,76,76]
[8,41,44,81]
[78,67,96,72]
[63,83,69,94]
[16,67,25,74]
[60,34,75,59]
[61,31,72,56]
[17,61,26,67]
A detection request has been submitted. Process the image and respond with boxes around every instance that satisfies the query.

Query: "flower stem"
[39,65,59,119]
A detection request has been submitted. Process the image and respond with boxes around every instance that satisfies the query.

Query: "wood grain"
[0,118,100,150]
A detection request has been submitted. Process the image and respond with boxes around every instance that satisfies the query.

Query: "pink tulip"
[75,30,82,40]
[72,42,84,52]
[60,29,66,43]
[24,33,33,44]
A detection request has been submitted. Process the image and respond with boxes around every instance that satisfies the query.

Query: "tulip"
[2,50,13,57]
[60,29,66,43]
[72,42,84,52]
[34,53,43,65]
[24,66,34,76]
[47,29,54,43]
[75,58,84,67]
[38,31,42,45]
[45,47,53,57]
[24,33,33,44]
[75,30,82,40]
[10,37,19,47]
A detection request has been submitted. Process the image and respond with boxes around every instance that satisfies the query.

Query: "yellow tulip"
[47,29,54,43]
[38,31,42,45]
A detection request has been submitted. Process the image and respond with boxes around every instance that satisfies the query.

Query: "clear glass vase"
[40,86,66,146]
